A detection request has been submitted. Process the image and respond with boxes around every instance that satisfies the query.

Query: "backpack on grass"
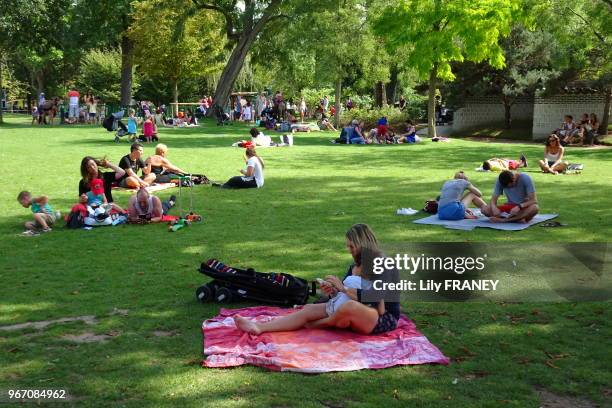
[65,209,85,229]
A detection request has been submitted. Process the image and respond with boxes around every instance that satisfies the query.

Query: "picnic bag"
[423,200,438,214]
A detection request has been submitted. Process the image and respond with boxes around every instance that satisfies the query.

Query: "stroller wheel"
[215,287,232,303]
[195,283,214,303]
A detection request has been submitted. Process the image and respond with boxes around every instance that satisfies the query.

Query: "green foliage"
[0,60,29,102]
[129,0,225,101]
[349,94,374,110]
[300,88,334,110]
[252,0,387,98]
[76,49,128,104]
[340,106,409,129]
[401,89,428,121]
[374,0,522,82]
[1,0,72,94]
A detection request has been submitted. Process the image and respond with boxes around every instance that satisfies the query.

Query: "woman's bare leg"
[539,160,551,173]
[304,316,334,329]
[552,162,567,173]
[234,303,327,335]
[326,301,379,334]
[461,193,486,218]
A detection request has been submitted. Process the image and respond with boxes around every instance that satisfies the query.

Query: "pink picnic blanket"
[202,306,449,373]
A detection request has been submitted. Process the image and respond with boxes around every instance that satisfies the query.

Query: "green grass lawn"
[0,114,610,407]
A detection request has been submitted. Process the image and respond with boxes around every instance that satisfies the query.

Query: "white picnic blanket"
[413,213,558,231]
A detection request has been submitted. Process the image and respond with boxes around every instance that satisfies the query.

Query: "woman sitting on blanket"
[538,134,567,175]
[235,224,400,335]
[437,171,486,221]
[145,144,189,183]
[78,156,126,203]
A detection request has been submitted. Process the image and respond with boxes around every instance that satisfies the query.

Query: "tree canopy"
[0,0,610,132]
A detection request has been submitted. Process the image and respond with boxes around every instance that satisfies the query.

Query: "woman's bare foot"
[234,315,261,335]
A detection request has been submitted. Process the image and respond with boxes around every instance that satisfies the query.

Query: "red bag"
[423,200,438,214]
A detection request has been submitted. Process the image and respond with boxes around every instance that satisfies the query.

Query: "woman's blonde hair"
[345,223,379,265]
[155,143,168,155]
[246,146,264,169]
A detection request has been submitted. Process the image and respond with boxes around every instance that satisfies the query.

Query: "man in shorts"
[482,170,539,223]
[67,88,80,124]
[118,143,156,189]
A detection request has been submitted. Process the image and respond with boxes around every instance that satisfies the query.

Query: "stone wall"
[452,96,533,132]
[451,94,607,140]
[532,94,607,139]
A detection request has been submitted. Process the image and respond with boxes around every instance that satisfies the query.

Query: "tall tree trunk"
[375,81,386,107]
[381,82,387,107]
[600,88,611,136]
[0,58,4,124]
[35,71,44,97]
[502,96,513,129]
[207,30,259,116]
[173,80,179,117]
[120,34,134,107]
[427,64,438,138]
[386,65,399,106]
[334,77,342,128]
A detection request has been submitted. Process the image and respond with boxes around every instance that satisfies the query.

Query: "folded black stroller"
[196,259,315,305]
[102,110,128,142]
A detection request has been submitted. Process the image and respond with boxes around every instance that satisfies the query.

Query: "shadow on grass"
[1,294,609,406]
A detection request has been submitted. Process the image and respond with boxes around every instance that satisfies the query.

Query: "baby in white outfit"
[324,275,372,316]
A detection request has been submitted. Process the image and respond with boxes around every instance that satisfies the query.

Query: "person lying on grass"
[249,127,274,147]
[127,188,175,224]
[235,224,400,335]
[538,134,567,175]
[482,154,527,171]
[481,170,539,223]
[437,171,486,221]
[17,191,57,234]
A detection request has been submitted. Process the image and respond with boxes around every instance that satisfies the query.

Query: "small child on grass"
[127,109,138,142]
[17,191,58,235]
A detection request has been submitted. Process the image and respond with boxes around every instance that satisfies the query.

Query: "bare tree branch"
[567,7,606,43]
[193,0,242,41]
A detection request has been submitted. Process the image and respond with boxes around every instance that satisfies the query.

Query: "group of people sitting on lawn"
[18,142,266,234]
[554,113,600,146]
[436,169,538,224]
[436,131,579,223]
[334,117,447,145]
[480,134,568,175]
[334,118,410,144]
[436,127,585,223]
